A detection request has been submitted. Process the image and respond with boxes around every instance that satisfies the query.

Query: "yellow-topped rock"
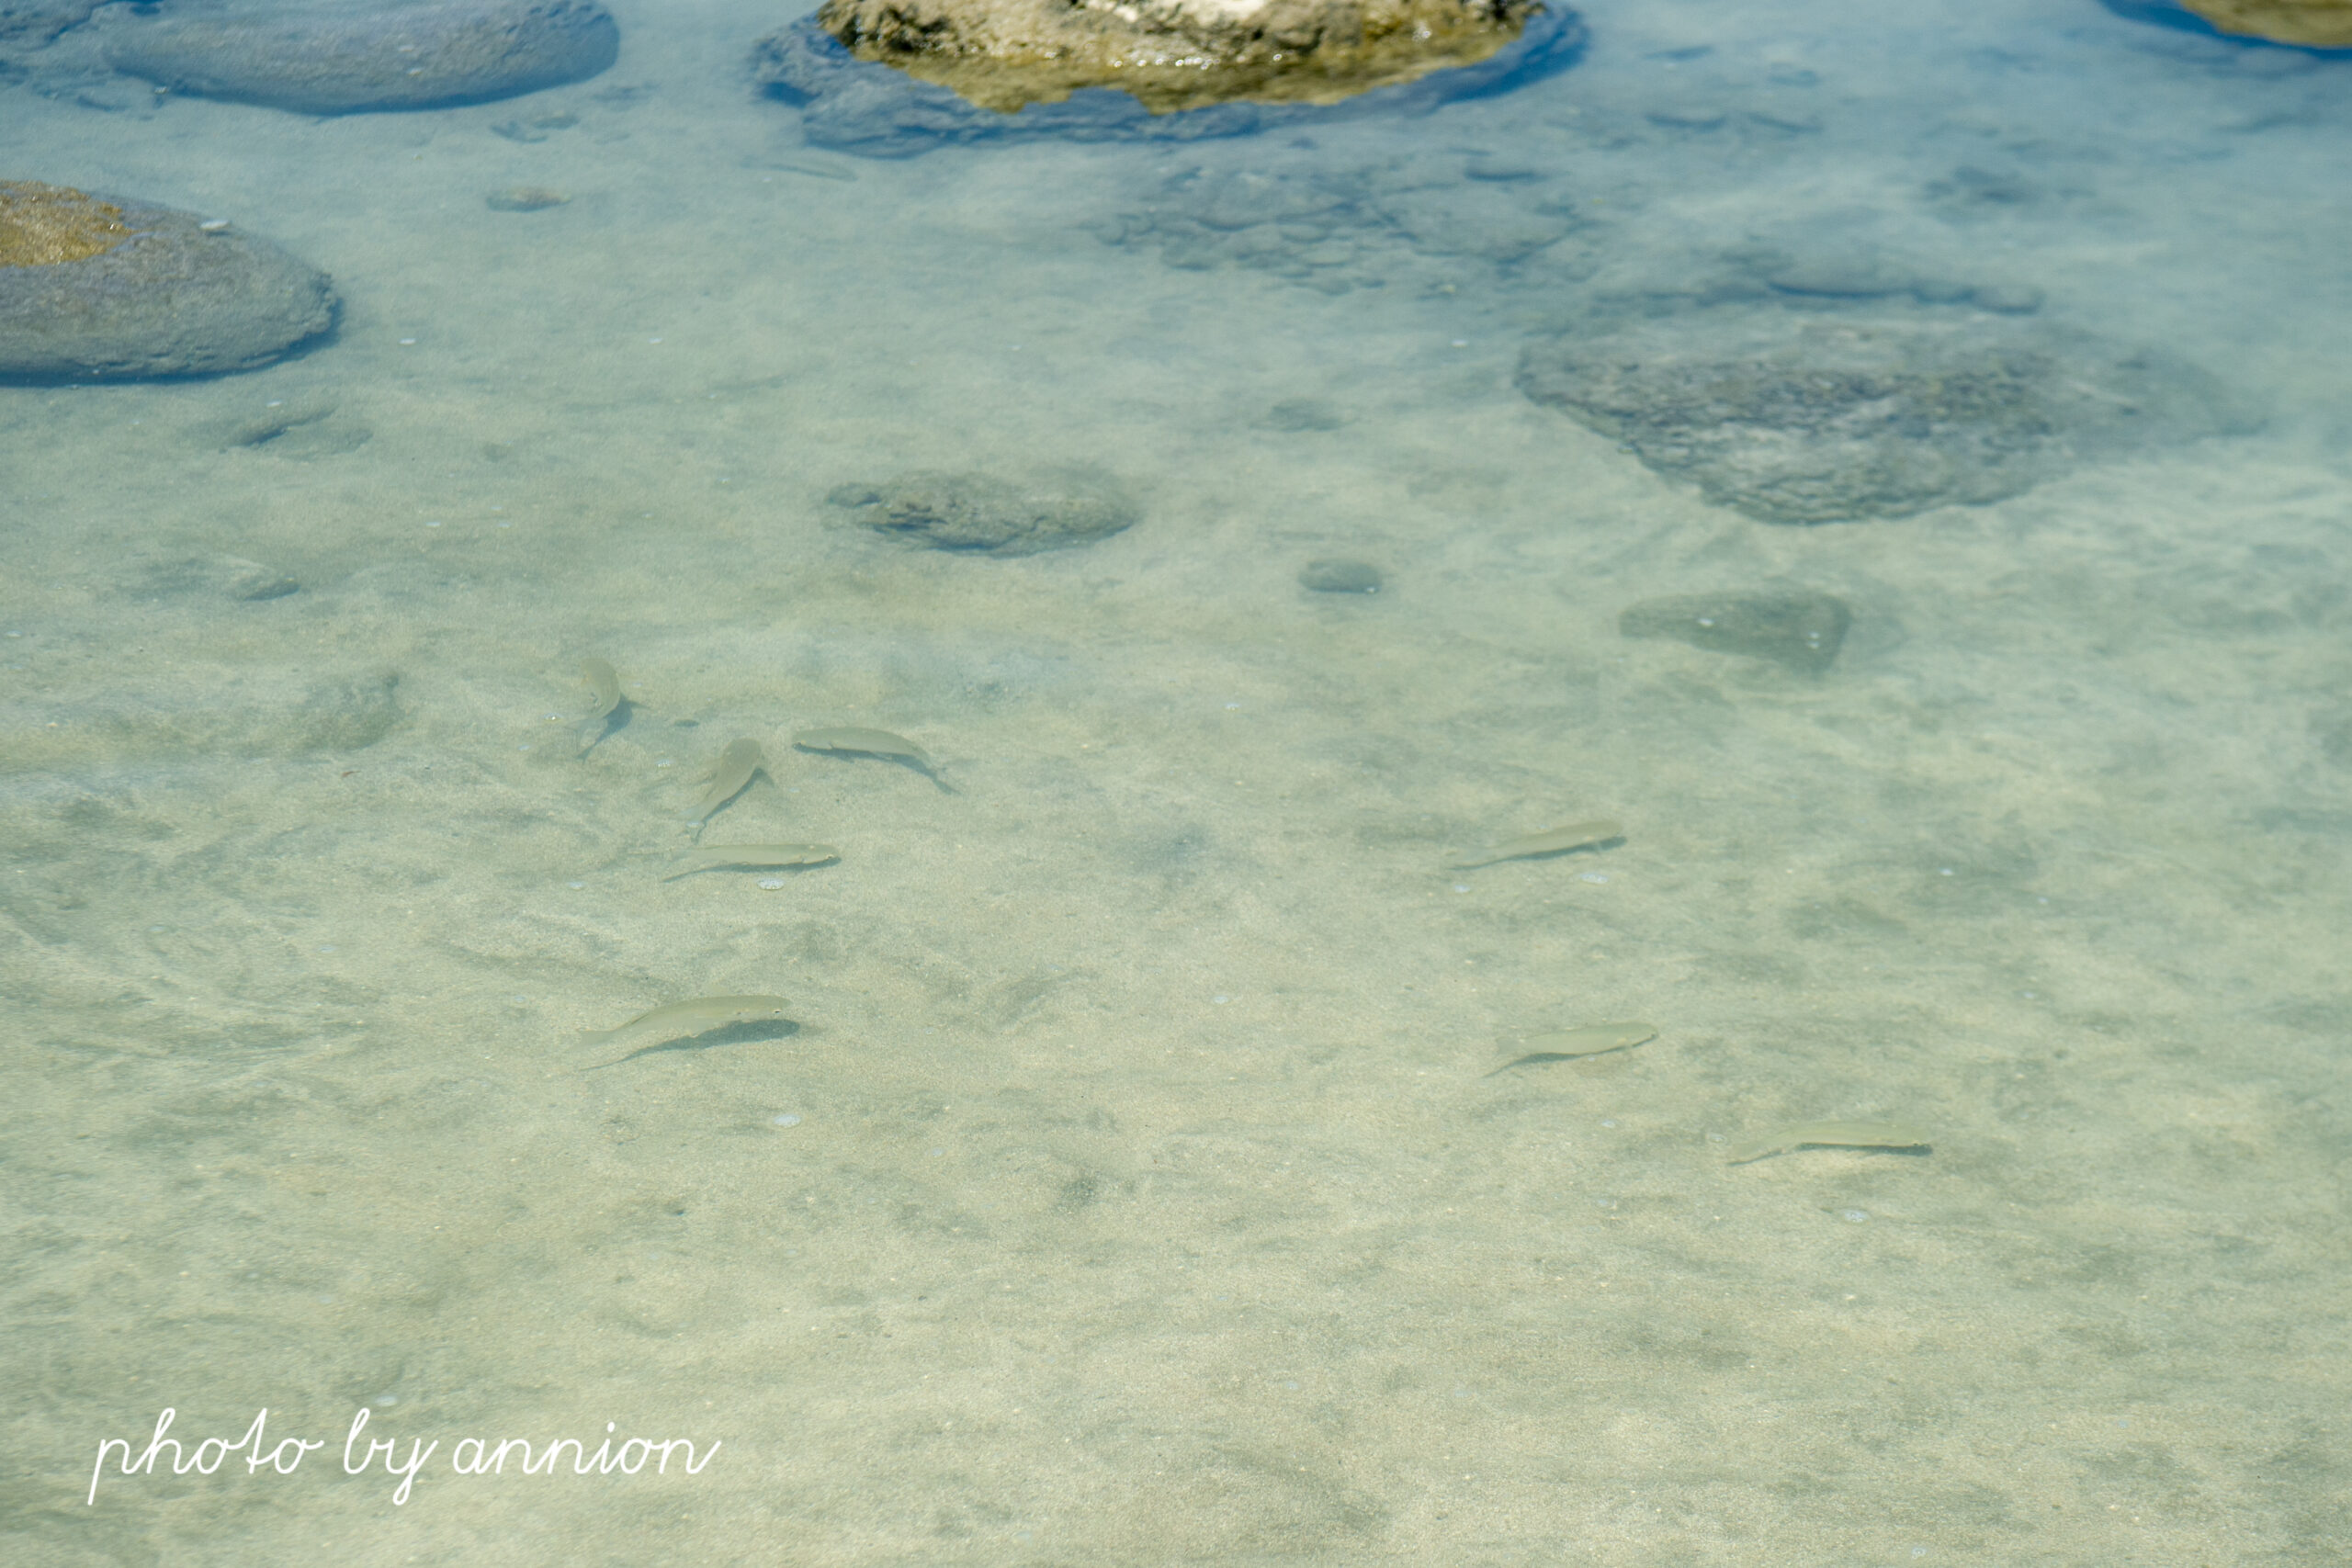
[817,0,1541,114]
[0,182,130,268]
[2182,0,2352,44]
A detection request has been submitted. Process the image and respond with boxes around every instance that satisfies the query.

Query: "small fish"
[1485,1021,1657,1076]
[794,726,946,787]
[1452,818,1623,870]
[794,727,931,766]
[581,995,796,1068]
[1724,1120,1932,1166]
[662,843,840,881]
[578,657,626,753]
[683,738,766,825]
[764,158,857,183]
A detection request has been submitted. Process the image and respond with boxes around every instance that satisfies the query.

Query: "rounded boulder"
[2177,0,2352,44]
[0,181,336,382]
[105,0,619,115]
[815,0,1543,114]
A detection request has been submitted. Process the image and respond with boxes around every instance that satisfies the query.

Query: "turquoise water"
[6,1,2350,1562]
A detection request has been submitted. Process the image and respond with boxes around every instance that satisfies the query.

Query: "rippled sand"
[6,1,2349,1562]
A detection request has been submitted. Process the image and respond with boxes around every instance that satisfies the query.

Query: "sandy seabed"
[4,1,2350,1562]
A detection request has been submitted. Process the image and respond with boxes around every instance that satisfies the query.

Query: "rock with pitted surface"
[755,6,1581,155]
[1517,306,2252,525]
[814,0,1540,114]
[1094,142,1588,296]
[104,0,618,115]
[0,181,335,382]
[827,469,1140,556]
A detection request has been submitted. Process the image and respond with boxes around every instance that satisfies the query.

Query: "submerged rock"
[1517,307,2250,524]
[1620,592,1852,674]
[1299,558,1384,593]
[753,7,1582,155]
[0,0,99,51]
[1096,145,1587,296]
[485,186,571,212]
[104,0,617,115]
[4,671,401,770]
[0,181,335,382]
[827,468,1140,556]
[135,554,302,603]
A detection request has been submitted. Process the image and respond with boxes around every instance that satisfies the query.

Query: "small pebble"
[1298,558,1384,594]
[486,186,571,213]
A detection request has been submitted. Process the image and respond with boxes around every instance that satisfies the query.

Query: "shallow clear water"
[6,1,2350,1562]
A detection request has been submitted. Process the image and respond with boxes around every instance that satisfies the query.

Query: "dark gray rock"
[0,186,335,382]
[753,8,1582,158]
[1518,307,2253,524]
[1299,558,1384,593]
[1620,592,1852,674]
[0,0,99,49]
[1269,399,1348,432]
[285,671,403,751]
[105,0,618,115]
[827,468,1139,556]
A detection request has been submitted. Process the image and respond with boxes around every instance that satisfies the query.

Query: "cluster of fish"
[573,661,1936,1159]
[1453,820,1931,1164]
[570,658,945,1068]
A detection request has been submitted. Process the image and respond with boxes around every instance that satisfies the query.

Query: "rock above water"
[105,0,617,115]
[1620,592,1853,674]
[753,8,1582,155]
[811,0,1541,114]
[0,181,335,382]
[1517,307,2251,524]
[827,469,1140,556]
[2194,1,2352,45]
[2109,0,2352,45]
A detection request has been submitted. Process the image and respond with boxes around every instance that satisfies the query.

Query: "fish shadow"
[578,696,636,755]
[794,743,958,795]
[1453,834,1625,873]
[584,1018,800,1071]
